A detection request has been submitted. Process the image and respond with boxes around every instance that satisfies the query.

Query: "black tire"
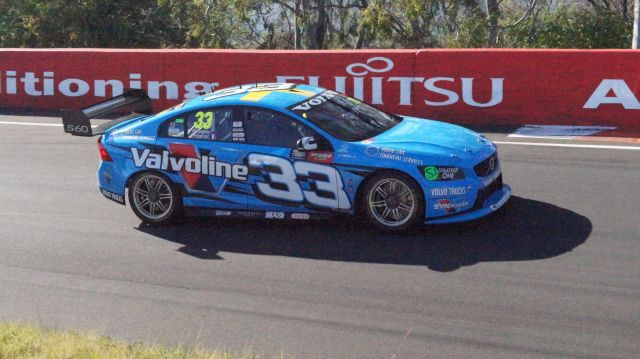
[128,171,182,225]
[361,172,424,232]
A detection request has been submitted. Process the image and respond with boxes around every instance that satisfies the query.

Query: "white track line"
[0,121,62,127]
[494,141,640,151]
[0,120,98,128]
[1,120,639,150]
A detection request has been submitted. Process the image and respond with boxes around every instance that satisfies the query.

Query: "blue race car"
[62,83,510,232]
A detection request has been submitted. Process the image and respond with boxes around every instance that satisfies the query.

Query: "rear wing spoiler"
[61,88,153,136]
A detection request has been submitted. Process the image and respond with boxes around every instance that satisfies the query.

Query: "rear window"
[160,117,185,138]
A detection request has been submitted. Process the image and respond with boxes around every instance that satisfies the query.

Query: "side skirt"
[184,207,342,221]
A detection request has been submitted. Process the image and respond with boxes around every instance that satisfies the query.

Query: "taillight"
[97,136,113,162]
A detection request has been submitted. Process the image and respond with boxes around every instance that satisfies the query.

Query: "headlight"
[419,166,465,181]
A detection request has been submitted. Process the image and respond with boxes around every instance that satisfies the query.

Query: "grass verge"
[0,322,263,359]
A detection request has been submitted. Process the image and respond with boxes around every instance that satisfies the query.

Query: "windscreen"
[288,90,401,142]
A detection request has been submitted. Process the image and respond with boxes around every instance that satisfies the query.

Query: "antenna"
[228,63,243,90]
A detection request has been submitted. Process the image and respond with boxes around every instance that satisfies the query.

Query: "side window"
[186,108,235,141]
[159,116,186,138]
[243,108,314,148]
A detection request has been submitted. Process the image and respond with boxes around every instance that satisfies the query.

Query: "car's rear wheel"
[362,172,424,232]
[129,172,181,225]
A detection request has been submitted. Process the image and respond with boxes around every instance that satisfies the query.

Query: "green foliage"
[0,0,635,49]
[444,11,488,48]
[536,7,632,49]
[502,6,632,49]
[0,0,169,47]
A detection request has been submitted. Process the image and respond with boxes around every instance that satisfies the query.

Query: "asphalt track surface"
[0,115,639,358]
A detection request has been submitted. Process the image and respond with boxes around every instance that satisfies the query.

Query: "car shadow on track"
[136,196,591,272]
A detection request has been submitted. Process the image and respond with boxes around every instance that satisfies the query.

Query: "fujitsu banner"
[0,49,638,129]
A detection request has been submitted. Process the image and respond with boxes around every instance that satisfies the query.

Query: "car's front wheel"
[362,172,424,232]
[128,172,181,225]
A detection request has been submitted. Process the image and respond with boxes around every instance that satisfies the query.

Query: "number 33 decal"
[193,111,213,130]
[248,153,351,210]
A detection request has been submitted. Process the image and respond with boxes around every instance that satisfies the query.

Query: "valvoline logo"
[130,145,249,189]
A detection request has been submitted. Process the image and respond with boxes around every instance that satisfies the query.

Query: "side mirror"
[296,136,318,151]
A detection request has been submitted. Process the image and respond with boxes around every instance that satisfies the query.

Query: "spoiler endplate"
[61,88,153,137]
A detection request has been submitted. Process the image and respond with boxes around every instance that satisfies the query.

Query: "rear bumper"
[100,187,125,205]
[98,161,127,205]
[425,184,511,224]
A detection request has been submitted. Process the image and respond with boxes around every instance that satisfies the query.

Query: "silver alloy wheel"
[132,174,174,220]
[367,178,416,227]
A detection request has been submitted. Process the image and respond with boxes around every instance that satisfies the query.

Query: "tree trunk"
[294,0,301,49]
[486,0,500,47]
[623,0,628,21]
[353,0,368,49]
[633,0,639,49]
[308,0,327,49]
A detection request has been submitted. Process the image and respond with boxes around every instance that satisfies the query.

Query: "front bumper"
[425,184,511,224]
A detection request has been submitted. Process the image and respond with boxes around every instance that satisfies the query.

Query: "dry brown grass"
[0,322,271,359]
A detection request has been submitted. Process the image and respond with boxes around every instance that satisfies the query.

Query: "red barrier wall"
[1,48,639,130]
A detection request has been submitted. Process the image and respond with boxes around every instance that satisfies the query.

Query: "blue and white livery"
[62,83,510,231]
